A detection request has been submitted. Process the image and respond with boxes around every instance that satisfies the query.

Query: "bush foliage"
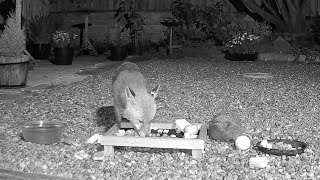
[0,12,26,57]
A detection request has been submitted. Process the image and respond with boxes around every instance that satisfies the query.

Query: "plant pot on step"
[52,47,74,65]
[30,44,51,60]
[0,55,30,88]
[110,46,128,61]
[223,50,258,61]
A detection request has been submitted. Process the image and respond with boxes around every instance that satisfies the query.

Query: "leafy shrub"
[52,30,78,48]
[170,0,226,46]
[26,13,61,44]
[0,12,26,57]
[223,20,272,54]
[104,23,131,48]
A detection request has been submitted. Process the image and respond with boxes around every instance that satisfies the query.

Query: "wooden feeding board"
[98,122,207,159]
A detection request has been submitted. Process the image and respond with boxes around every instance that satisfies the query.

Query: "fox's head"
[123,85,160,136]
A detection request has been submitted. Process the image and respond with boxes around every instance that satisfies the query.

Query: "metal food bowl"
[22,121,67,144]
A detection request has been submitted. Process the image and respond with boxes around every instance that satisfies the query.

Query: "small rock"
[190,159,197,165]
[74,150,89,160]
[86,133,100,144]
[208,157,215,164]
[92,151,105,161]
[249,156,268,168]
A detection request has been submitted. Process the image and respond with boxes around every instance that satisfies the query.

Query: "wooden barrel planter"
[0,55,30,88]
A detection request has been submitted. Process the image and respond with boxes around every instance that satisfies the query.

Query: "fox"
[111,62,160,137]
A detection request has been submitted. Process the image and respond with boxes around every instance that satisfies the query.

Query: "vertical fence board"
[22,0,320,15]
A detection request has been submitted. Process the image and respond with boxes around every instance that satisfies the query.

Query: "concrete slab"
[0,55,121,97]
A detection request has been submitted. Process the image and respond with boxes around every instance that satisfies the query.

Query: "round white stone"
[235,136,251,150]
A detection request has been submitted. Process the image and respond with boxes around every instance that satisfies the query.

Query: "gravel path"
[0,58,320,180]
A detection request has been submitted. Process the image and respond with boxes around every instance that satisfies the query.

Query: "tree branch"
[261,0,281,18]
[301,0,310,15]
[286,0,298,15]
[276,0,289,23]
[241,0,285,29]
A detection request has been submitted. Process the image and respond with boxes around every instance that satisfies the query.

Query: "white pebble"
[260,140,268,148]
[74,150,89,160]
[92,151,105,161]
[249,156,268,168]
[235,136,251,150]
[266,143,273,149]
[86,134,100,144]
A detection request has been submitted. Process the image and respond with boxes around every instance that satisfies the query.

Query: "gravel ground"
[1,57,320,180]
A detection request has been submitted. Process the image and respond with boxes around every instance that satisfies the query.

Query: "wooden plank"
[100,135,205,149]
[0,169,76,180]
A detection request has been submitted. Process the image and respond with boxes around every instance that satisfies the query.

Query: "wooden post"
[84,15,88,47]
[169,27,173,55]
[17,0,36,62]
[16,0,22,29]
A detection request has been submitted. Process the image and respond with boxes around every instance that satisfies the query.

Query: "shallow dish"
[254,139,307,156]
[22,121,67,144]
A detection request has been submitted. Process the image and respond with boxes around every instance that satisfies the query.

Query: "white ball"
[235,136,251,150]
[184,124,198,135]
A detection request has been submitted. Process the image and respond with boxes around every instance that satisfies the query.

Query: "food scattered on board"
[112,119,200,139]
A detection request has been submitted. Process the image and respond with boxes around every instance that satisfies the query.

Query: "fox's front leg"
[114,106,122,130]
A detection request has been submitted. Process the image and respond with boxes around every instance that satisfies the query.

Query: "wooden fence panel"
[23,0,320,16]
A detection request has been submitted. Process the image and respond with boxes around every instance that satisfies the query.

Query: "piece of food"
[184,124,198,135]
[235,135,251,150]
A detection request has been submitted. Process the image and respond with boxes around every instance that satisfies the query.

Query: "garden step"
[258,53,307,62]
[0,168,76,180]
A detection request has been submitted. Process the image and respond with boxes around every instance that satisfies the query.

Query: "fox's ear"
[125,86,136,102]
[150,85,160,99]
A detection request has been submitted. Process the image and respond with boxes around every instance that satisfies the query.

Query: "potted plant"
[105,23,131,61]
[222,20,272,61]
[51,30,78,65]
[114,0,145,55]
[0,12,29,88]
[26,13,60,60]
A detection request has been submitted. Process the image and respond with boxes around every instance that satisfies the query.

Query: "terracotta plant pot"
[0,55,30,88]
[52,47,74,65]
[223,50,258,61]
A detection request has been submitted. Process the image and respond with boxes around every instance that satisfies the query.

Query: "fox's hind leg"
[114,106,122,129]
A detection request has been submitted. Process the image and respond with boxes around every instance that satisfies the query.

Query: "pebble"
[249,156,268,168]
[74,150,89,160]
[92,151,105,161]
[190,160,197,165]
